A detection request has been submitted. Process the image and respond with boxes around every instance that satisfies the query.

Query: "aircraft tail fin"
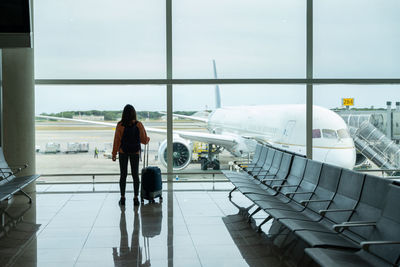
[213,59,222,109]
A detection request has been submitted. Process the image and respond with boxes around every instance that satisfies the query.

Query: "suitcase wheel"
[159,196,163,203]
[141,197,144,203]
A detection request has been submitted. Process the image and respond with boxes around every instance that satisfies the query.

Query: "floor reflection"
[113,203,163,267]
[0,194,39,267]
[1,183,293,266]
[222,214,286,267]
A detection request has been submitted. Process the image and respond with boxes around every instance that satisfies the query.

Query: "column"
[2,48,36,193]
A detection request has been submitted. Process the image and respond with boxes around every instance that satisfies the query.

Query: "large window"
[35,85,166,180]
[34,0,400,179]
[172,85,305,173]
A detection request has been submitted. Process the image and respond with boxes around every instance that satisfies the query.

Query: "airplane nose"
[324,147,356,169]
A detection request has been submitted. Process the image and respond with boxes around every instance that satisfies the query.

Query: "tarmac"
[36,121,237,183]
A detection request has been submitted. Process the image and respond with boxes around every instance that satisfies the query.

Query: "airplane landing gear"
[200,158,220,170]
[197,143,222,171]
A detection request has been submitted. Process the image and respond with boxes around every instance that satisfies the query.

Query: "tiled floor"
[0,183,286,267]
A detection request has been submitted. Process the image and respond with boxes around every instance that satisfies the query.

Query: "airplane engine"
[158,137,192,171]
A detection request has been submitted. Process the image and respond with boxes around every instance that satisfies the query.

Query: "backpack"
[120,121,141,153]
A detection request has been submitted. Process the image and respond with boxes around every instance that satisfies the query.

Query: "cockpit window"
[312,129,321,138]
[322,129,338,139]
[337,129,350,139]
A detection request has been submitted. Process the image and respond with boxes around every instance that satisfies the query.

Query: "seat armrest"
[361,241,400,252]
[262,178,285,181]
[285,191,314,197]
[258,171,277,176]
[272,185,298,189]
[299,199,331,206]
[255,174,274,179]
[319,209,354,216]
[333,221,376,232]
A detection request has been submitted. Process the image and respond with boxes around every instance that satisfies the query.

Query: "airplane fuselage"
[207,104,356,169]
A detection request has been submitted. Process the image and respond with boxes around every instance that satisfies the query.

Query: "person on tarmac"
[112,104,150,206]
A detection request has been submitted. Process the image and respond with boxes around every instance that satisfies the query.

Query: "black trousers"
[118,153,140,197]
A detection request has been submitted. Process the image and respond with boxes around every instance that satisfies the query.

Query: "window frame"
[34,0,400,181]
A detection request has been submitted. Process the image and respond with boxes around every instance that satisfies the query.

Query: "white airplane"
[36,62,356,171]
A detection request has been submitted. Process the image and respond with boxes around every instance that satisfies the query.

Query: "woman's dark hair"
[119,104,137,126]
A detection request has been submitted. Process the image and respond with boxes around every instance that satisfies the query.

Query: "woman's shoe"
[133,197,140,206]
[119,197,126,206]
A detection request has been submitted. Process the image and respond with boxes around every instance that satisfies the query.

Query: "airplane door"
[282,120,296,145]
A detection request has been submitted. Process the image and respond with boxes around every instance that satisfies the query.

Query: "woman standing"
[112,104,150,206]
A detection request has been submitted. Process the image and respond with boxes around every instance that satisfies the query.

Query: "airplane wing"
[36,115,167,134]
[158,112,209,123]
[37,115,116,127]
[36,115,237,147]
[175,131,237,147]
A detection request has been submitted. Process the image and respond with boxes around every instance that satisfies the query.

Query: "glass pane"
[314,84,400,172]
[34,0,165,79]
[35,85,167,182]
[173,0,306,78]
[173,85,305,176]
[322,129,337,139]
[314,0,400,78]
[312,129,321,138]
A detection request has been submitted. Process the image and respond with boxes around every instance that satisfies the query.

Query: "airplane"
[36,61,356,171]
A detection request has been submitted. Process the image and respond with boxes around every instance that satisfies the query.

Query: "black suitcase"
[141,144,163,203]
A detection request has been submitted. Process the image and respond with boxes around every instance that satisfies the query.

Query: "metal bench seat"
[222,170,255,184]
[244,156,306,200]
[254,150,283,179]
[304,184,400,266]
[229,152,292,190]
[278,169,365,236]
[247,148,275,176]
[223,143,400,266]
[235,143,263,167]
[250,160,322,211]
[227,151,293,201]
[262,164,342,224]
[292,176,394,249]
[0,149,39,203]
[243,146,269,173]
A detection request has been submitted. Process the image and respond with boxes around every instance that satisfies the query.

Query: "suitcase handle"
[143,144,149,169]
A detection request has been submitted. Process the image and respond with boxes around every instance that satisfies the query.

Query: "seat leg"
[257,215,272,232]
[19,189,32,203]
[228,187,237,199]
[247,207,261,223]
[228,195,243,211]
[245,203,255,211]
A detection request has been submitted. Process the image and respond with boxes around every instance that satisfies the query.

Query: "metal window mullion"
[34,78,400,85]
[166,0,173,183]
[306,0,313,160]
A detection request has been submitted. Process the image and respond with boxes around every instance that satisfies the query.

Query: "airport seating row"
[0,148,39,203]
[223,143,400,267]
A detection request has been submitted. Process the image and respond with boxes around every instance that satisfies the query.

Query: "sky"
[33,0,400,114]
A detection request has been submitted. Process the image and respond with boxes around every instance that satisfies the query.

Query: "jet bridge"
[342,114,400,175]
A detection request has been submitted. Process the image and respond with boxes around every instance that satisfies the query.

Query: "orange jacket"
[112,121,150,158]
